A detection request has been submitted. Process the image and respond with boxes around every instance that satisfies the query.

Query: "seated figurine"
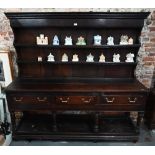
[76,36,86,45]
[62,53,68,62]
[125,53,134,62]
[36,34,48,45]
[53,35,59,45]
[47,53,55,62]
[86,53,94,62]
[64,36,73,45]
[113,53,120,62]
[99,53,105,62]
[107,36,114,45]
[119,35,129,45]
[94,35,102,45]
[128,37,133,45]
[72,54,79,62]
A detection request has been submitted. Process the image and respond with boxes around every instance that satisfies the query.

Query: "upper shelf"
[14,44,141,49]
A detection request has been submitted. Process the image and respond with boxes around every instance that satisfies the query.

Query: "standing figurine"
[38,56,42,62]
[53,35,59,45]
[64,36,73,45]
[94,35,102,45]
[119,35,129,45]
[36,34,48,45]
[72,54,79,62]
[125,53,134,62]
[62,53,68,62]
[99,53,105,62]
[47,53,55,62]
[113,53,120,62]
[76,36,86,45]
[107,36,114,45]
[128,37,134,45]
[86,53,94,62]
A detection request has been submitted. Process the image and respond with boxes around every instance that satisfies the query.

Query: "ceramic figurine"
[76,36,86,45]
[113,53,120,62]
[125,53,134,62]
[53,35,59,45]
[72,54,79,62]
[36,34,48,45]
[107,36,114,45]
[47,53,55,62]
[94,35,102,45]
[128,37,134,45]
[62,53,68,62]
[64,36,73,45]
[38,56,42,62]
[99,53,105,62]
[86,53,94,62]
[119,35,129,45]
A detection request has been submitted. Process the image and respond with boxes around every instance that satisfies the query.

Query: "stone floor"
[10,124,155,146]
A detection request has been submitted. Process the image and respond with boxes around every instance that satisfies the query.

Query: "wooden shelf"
[17,61,137,65]
[14,44,141,49]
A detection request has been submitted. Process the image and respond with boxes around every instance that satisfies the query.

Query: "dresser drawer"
[101,95,146,105]
[10,95,51,105]
[55,96,97,105]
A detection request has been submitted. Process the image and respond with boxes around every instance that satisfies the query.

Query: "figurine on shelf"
[62,53,68,62]
[125,53,134,62]
[38,56,42,62]
[52,35,59,45]
[107,36,114,45]
[128,37,134,45]
[113,53,120,62]
[99,53,105,62]
[94,35,102,45]
[47,53,55,62]
[76,36,86,45]
[86,53,94,62]
[72,54,79,62]
[64,36,73,45]
[119,35,129,45]
[36,34,48,45]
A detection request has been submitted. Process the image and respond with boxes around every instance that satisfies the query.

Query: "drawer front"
[10,95,51,105]
[55,96,97,105]
[101,95,146,105]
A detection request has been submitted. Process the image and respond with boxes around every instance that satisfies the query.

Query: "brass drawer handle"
[81,98,92,103]
[37,97,47,102]
[128,97,137,103]
[105,97,115,103]
[59,97,70,103]
[13,97,23,102]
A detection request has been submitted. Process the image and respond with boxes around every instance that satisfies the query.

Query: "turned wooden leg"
[137,112,144,127]
[94,113,99,133]
[53,112,57,132]
[10,111,16,132]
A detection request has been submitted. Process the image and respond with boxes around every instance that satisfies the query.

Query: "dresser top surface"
[5,78,148,93]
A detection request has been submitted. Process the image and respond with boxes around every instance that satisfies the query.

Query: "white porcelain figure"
[53,35,59,45]
[94,35,102,45]
[125,53,134,62]
[128,37,134,45]
[99,53,105,62]
[38,56,42,62]
[113,53,120,62]
[47,53,55,62]
[107,36,114,45]
[64,36,73,45]
[76,36,86,45]
[62,53,68,62]
[120,35,129,45]
[72,54,79,62]
[86,53,94,62]
[36,34,48,45]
